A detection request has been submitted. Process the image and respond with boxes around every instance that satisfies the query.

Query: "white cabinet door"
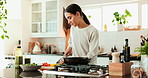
[32,1,42,33]
[45,1,57,33]
[31,0,64,37]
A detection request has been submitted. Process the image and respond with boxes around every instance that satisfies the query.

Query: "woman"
[62,4,99,64]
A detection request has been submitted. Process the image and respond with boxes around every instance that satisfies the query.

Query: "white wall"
[0,0,31,55]
[21,0,31,52]
[0,0,22,55]
[6,0,21,19]
[3,19,22,54]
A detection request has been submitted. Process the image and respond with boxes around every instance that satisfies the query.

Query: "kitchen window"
[83,2,148,31]
[84,8,102,31]
[103,3,138,31]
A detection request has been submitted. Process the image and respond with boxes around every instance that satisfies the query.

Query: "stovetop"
[55,64,108,74]
[43,64,109,77]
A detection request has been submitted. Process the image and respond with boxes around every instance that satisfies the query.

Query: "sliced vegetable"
[50,64,60,67]
[23,63,38,66]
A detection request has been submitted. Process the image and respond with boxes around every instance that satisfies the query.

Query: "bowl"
[20,65,41,71]
[19,71,42,77]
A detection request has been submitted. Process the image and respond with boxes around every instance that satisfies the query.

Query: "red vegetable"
[42,62,50,66]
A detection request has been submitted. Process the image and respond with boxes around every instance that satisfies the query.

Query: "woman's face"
[65,12,80,27]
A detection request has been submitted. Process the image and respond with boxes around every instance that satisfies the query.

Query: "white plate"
[41,66,54,69]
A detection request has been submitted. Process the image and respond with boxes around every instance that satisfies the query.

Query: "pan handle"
[56,57,64,64]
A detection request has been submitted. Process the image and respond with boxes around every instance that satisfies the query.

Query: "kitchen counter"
[98,54,141,61]
[25,53,64,56]
[1,68,131,78]
[5,53,141,61]
[25,53,141,61]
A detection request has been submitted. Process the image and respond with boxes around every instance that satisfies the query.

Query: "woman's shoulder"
[88,25,98,32]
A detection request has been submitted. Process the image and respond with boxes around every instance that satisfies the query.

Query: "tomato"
[42,62,50,66]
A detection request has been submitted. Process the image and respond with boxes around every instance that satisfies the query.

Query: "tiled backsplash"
[99,29,147,53]
[33,29,147,53]
[37,37,66,52]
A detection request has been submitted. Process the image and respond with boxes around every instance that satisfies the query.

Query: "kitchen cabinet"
[31,0,64,37]
[23,55,62,64]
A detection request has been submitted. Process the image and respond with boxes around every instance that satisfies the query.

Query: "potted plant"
[134,35,148,56]
[112,9,132,31]
[0,0,9,39]
[134,35,148,76]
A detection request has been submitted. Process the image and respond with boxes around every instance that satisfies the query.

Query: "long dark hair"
[65,4,90,25]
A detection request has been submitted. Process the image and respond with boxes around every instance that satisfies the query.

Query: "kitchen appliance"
[55,64,108,74]
[43,64,109,77]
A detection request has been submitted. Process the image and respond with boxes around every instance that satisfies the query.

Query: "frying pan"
[63,57,91,65]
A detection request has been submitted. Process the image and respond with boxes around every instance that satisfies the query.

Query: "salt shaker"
[112,52,120,63]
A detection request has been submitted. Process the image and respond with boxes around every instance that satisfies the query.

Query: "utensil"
[140,35,148,46]
[63,57,91,65]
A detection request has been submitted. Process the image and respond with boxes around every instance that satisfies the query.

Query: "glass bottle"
[15,40,23,69]
[120,46,125,63]
[104,24,107,31]
[124,39,130,62]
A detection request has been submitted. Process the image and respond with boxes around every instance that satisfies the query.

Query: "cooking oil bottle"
[124,39,130,62]
[104,24,107,31]
[15,47,23,56]
[15,40,23,69]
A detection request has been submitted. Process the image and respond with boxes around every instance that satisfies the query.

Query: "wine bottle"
[124,39,130,62]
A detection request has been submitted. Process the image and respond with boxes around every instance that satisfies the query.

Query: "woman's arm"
[64,32,73,57]
[87,29,99,58]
